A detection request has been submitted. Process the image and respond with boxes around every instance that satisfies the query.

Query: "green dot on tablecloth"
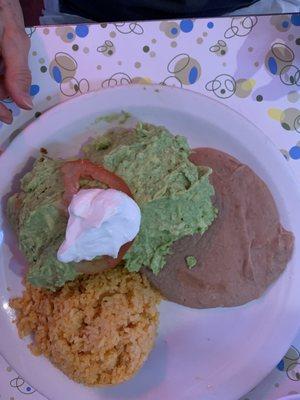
[288,91,300,103]
[143,45,150,53]
[256,95,263,102]
[40,66,47,73]
[72,44,79,51]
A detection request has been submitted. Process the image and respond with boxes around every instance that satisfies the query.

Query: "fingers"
[0,101,12,124]
[2,27,33,110]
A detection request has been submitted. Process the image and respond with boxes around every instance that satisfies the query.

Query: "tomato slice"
[61,159,132,205]
[61,159,134,270]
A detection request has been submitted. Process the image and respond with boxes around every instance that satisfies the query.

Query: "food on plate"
[10,267,161,386]
[7,123,216,290]
[7,119,294,387]
[144,148,294,308]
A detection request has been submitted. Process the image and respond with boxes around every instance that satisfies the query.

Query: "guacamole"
[8,123,216,289]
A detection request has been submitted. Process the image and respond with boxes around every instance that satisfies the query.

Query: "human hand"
[0,0,32,124]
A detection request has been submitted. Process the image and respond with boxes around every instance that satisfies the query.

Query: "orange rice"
[10,267,161,386]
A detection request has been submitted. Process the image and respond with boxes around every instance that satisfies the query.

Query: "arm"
[0,0,32,124]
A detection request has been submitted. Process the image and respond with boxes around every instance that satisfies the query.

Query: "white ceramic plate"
[1,85,300,400]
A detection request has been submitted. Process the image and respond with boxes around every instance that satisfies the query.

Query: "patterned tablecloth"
[0,13,300,400]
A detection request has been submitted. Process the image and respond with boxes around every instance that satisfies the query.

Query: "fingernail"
[21,93,33,110]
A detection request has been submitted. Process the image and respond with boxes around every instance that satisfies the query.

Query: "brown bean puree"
[144,148,294,308]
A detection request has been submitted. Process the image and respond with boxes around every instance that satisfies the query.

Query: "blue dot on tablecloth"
[188,66,198,84]
[67,32,74,39]
[171,27,178,35]
[277,359,285,371]
[180,19,194,33]
[52,66,62,83]
[30,84,40,96]
[75,25,89,37]
[291,14,300,26]
[26,387,32,391]
[207,22,214,29]
[268,56,277,74]
[282,20,289,28]
[289,146,300,159]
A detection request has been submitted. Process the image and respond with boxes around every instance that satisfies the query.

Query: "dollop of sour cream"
[57,188,141,263]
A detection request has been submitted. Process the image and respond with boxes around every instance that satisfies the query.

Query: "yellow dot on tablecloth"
[254,61,259,67]
[197,37,203,44]
[248,46,254,52]
[241,79,256,91]
[32,51,37,56]
[97,65,102,70]
[203,32,208,37]
[39,58,45,64]
[46,96,52,101]
[6,366,12,372]
[171,41,177,48]
[151,38,157,44]
[110,31,116,38]
[268,108,282,121]
[83,47,89,54]
[43,28,49,35]
[149,51,156,58]
[135,62,141,68]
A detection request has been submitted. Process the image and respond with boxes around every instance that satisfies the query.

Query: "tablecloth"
[0,14,300,400]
